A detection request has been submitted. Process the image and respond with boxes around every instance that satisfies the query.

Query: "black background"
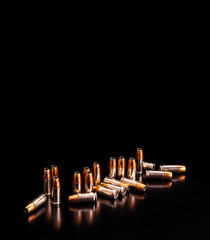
[2,8,209,240]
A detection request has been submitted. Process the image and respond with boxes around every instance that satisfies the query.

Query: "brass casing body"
[103,177,130,191]
[51,176,61,205]
[100,182,127,196]
[109,157,117,179]
[120,177,147,191]
[143,161,156,170]
[72,171,82,194]
[43,167,52,196]
[127,157,136,180]
[145,170,173,180]
[24,194,47,213]
[117,156,126,179]
[68,193,97,203]
[136,148,143,174]
[93,162,101,185]
[159,165,186,173]
[84,171,94,193]
[93,185,119,199]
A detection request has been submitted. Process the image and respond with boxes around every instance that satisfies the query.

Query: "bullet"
[83,167,91,179]
[145,170,173,180]
[72,171,82,194]
[120,177,147,191]
[51,176,61,205]
[109,157,117,178]
[85,171,94,193]
[43,167,52,196]
[127,157,136,180]
[68,192,97,203]
[24,194,47,213]
[103,177,131,191]
[93,185,119,199]
[159,165,186,173]
[136,148,143,175]
[93,162,101,185]
[117,156,126,179]
[143,161,156,170]
[100,182,127,196]
[51,165,59,177]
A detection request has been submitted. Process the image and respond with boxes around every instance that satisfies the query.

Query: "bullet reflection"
[146,180,173,189]
[45,196,52,221]
[127,192,146,209]
[172,173,186,183]
[27,205,46,223]
[98,197,120,208]
[136,173,143,183]
[52,205,62,231]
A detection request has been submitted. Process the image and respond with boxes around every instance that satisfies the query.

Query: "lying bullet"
[51,176,61,205]
[143,162,156,170]
[118,156,126,179]
[43,167,51,196]
[51,165,59,177]
[136,148,143,175]
[109,157,117,178]
[24,193,47,213]
[127,157,136,180]
[72,171,82,194]
[159,165,186,173]
[103,177,130,191]
[68,193,97,203]
[145,170,172,180]
[93,162,101,185]
[93,185,119,199]
[85,171,94,193]
[120,177,147,191]
[100,182,127,196]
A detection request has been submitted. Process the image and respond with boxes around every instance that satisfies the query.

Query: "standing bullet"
[117,156,126,179]
[143,162,156,170]
[43,167,52,196]
[145,170,173,180]
[68,192,97,203]
[93,185,119,199]
[127,157,136,180]
[93,162,101,185]
[24,194,47,213]
[51,165,59,177]
[109,157,117,179]
[120,177,147,191]
[72,171,82,194]
[51,176,61,206]
[103,177,130,191]
[85,171,94,193]
[100,182,127,196]
[136,148,143,175]
[159,165,186,173]
[83,167,91,179]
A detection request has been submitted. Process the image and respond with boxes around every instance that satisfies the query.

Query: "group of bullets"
[24,148,186,213]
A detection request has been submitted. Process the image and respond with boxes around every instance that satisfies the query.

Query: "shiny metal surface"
[103,177,131,191]
[51,188,61,205]
[73,183,82,194]
[33,194,47,208]
[143,161,156,170]
[94,185,119,199]
[43,179,51,196]
[100,182,127,196]
[145,170,172,180]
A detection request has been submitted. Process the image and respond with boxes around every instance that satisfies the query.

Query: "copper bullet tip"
[127,157,136,168]
[93,162,101,174]
[51,165,59,177]
[52,176,60,188]
[43,167,51,179]
[118,156,125,168]
[178,165,186,173]
[85,171,94,183]
[68,194,79,202]
[136,148,143,159]
[109,157,116,168]
[93,185,100,192]
[163,172,173,179]
[24,202,35,213]
[83,167,91,178]
[73,171,81,184]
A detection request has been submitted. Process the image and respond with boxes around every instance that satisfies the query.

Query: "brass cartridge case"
[136,148,143,174]
[85,171,94,193]
[103,177,130,191]
[43,167,52,196]
[93,162,101,185]
[93,185,119,199]
[51,176,61,205]
[117,156,126,179]
[120,177,147,191]
[127,157,136,180]
[145,170,172,180]
[100,182,127,196]
[159,165,186,173]
[143,161,156,170]
[51,165,59,177]
[72,171,82,194]
[109,157,117,178]
[24,194,47,213]
[68,192,97,203]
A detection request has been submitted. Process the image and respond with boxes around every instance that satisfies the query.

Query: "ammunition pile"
[24,148,186,214]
